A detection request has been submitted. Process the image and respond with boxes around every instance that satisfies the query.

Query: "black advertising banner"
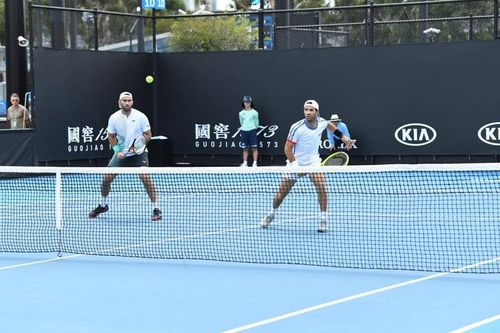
[0,130,33,165]
[157,40,500,156]
[33,41,500,163]
[34,49,154,162]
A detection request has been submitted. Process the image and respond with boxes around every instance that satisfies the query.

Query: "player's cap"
[243,96,252,102]
[330,114,342,122]
[119,91,133,101]
[304,99,319,111]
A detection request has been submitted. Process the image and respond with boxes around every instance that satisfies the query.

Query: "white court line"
[0,254,83,271]
[222,256,500,333]
[450,314,500,333]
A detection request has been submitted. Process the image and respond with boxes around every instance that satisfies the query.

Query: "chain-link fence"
[29,0,499,52]
[30,6,156,51]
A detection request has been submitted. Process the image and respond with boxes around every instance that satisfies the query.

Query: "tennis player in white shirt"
[89,92,161,221]
[260,99,352,232]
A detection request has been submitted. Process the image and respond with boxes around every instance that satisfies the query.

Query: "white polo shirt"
[287,117,328,166]
[107,108,151,157]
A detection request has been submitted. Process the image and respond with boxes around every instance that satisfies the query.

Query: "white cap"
[304,99,319,111]
[330,114,342,122]
[119,91,133,101]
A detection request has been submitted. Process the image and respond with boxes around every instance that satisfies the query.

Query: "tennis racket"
[128,134,146,154]
[108,135,146,167]
[321,151,349,166]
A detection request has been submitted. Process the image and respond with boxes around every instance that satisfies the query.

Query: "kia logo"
[477,122,500,146]
[394,123,437,146]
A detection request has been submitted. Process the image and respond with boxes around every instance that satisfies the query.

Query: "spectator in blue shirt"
[327,114,351,152]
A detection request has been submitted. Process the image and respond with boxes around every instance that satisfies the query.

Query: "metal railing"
[28,0,499,52]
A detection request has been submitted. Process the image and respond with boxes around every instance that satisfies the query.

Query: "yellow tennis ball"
[145,75,154,84]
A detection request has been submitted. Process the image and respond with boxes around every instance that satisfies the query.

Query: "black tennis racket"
[321,151,349,166]
[127,134,146,154]
[108,135,145,167]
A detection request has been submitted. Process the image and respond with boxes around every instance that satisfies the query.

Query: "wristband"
[333,129,343,139]
[112,145,121,154]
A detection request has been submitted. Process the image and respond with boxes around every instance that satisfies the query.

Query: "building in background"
[183,0,236,12]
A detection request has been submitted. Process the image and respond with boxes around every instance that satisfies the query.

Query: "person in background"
[7,93,31,129]
[239,95,260,167]
[88,91,162,221]
[260,100,353,233]
[327,114,351,152]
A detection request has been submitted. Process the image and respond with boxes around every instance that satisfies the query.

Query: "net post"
[55,169,63,256]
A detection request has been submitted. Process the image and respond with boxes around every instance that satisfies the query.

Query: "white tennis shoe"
[260,213,275,228]
[317,220,328,233]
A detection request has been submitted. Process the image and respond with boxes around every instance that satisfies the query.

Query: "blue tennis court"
[1,253,500,332]
[1,165,500,332]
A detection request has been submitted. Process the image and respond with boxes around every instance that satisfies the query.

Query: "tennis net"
[0,164,499,273]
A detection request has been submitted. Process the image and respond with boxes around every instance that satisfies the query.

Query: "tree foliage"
[295,0,496,46]
[0,0,495,50]
[169,16,257,52]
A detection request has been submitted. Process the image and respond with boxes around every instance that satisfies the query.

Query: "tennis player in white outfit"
[89,92,162,221]
[260,99,352,232]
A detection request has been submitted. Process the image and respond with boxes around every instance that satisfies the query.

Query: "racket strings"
[322,151,349,166]
[325,157,346,166]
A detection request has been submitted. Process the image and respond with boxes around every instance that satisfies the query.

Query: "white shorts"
[283,160,321,181]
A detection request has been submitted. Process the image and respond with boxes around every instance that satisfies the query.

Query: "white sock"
[320,211,327,221]
[100,196,108,206]
[270,207,276,215]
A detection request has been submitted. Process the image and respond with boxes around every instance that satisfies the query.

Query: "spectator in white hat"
[260,99,354,233]
[327,113,351,152]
